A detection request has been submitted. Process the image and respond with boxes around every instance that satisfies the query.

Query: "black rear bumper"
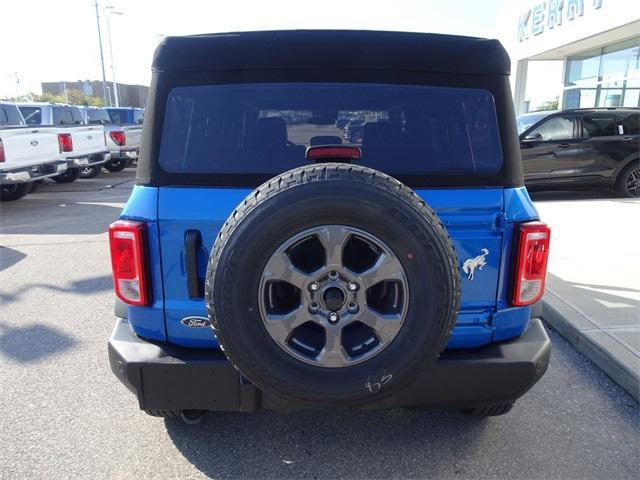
[108,318,551,412]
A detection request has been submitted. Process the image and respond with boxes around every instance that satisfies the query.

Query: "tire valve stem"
[328,312,340,324]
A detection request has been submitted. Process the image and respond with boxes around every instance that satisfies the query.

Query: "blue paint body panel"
[120,186,166,341]
[120,185,539,350]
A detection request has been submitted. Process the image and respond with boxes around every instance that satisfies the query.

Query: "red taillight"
[305,145,362,161]
[0,138,5,163]
[58,133,73,152]
[512,221,551,306]
[110,131,126,146]
[109,220,149,306]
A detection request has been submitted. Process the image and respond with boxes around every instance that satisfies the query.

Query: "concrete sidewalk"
[533,192,640,401]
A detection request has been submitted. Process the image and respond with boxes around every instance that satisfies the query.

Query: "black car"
[518,108,639,197]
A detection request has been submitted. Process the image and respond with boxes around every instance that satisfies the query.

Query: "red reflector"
[109,220,148,306]
[512,221,551,306]
[110,131,126,146]
[0,138,5,163]
[58,133,73,152]
[305,145,362,161]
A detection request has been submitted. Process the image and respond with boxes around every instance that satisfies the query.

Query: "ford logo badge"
[181,316,211,328]
[87,135,93,140]
[30,140,39,146]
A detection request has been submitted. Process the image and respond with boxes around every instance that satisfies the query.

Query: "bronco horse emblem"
[462,248,489,280]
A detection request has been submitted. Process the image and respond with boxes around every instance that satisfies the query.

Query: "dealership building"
[504,0,640,114]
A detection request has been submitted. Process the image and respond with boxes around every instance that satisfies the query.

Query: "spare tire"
[206,164,460,408]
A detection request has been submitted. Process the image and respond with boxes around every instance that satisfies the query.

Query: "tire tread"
[206,163,461,408]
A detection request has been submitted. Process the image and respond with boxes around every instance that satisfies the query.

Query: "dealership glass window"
[602,38,640,83]
[565,48,601,87]
[623,89,640,108]
[564,88,597,108]
[564,37,640,109]
[597,89,624,107]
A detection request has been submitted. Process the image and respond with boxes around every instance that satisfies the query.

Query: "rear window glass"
[19,106,42,125]
[87,108,111,124]
[52,107,83,125]
[107,109,130,124]
[69,107,84,124]
[0,106,24,126]
[159,83,503,176]
[133,110,144,124]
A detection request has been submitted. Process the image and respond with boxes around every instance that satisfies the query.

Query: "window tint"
[133,110,144,124]
[159,83,503,177]
[106,109,129,124]
[581,115,618,137]
[19,106,42,125]
[87,108,111,124]
[529,116,574,141]
[52,107,75,125]
[0,106,24,126]
[622,113,640,135]
[69,107,85,124]
[517,112,551,135]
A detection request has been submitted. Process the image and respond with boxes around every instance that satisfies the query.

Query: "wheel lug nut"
[309,302,320,314]
[347,282,358,291]
[328,312,340,324]
[309,282,320,292]
[347,302,359,314]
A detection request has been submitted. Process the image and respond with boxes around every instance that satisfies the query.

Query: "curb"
[542,292,640,402]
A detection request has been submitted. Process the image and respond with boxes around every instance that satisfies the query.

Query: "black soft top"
[153,30,510,76]
[139,30,523,188]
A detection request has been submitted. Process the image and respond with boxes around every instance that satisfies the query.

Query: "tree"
[537,97,559,111]
[1,90,105,107]
[65,89,105,107]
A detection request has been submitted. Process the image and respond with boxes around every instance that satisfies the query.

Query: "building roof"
[153,30,510,76]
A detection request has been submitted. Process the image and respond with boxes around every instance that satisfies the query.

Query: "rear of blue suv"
[108,31,551,421]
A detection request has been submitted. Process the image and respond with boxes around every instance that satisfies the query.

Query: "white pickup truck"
[18,103,111,183]
[0,102,68,201]
[78,106,142,177]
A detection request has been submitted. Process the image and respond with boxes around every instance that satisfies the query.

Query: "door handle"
[622,137,635,142]
[185,230,204,299]
[558,143,570,148]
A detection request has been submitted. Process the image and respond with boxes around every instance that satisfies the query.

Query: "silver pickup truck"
[78,106,142,177]
[0,102,67,201]
[18,103,110,183]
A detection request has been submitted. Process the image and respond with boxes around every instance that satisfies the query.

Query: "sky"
[0,0,562,107]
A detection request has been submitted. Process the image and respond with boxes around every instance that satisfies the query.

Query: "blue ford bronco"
[108,31,552,423]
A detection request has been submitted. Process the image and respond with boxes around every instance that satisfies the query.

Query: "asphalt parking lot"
[0,172,638,479]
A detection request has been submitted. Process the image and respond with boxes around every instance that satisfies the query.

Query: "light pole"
[105,4,124,107]
[93,0,109,106]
